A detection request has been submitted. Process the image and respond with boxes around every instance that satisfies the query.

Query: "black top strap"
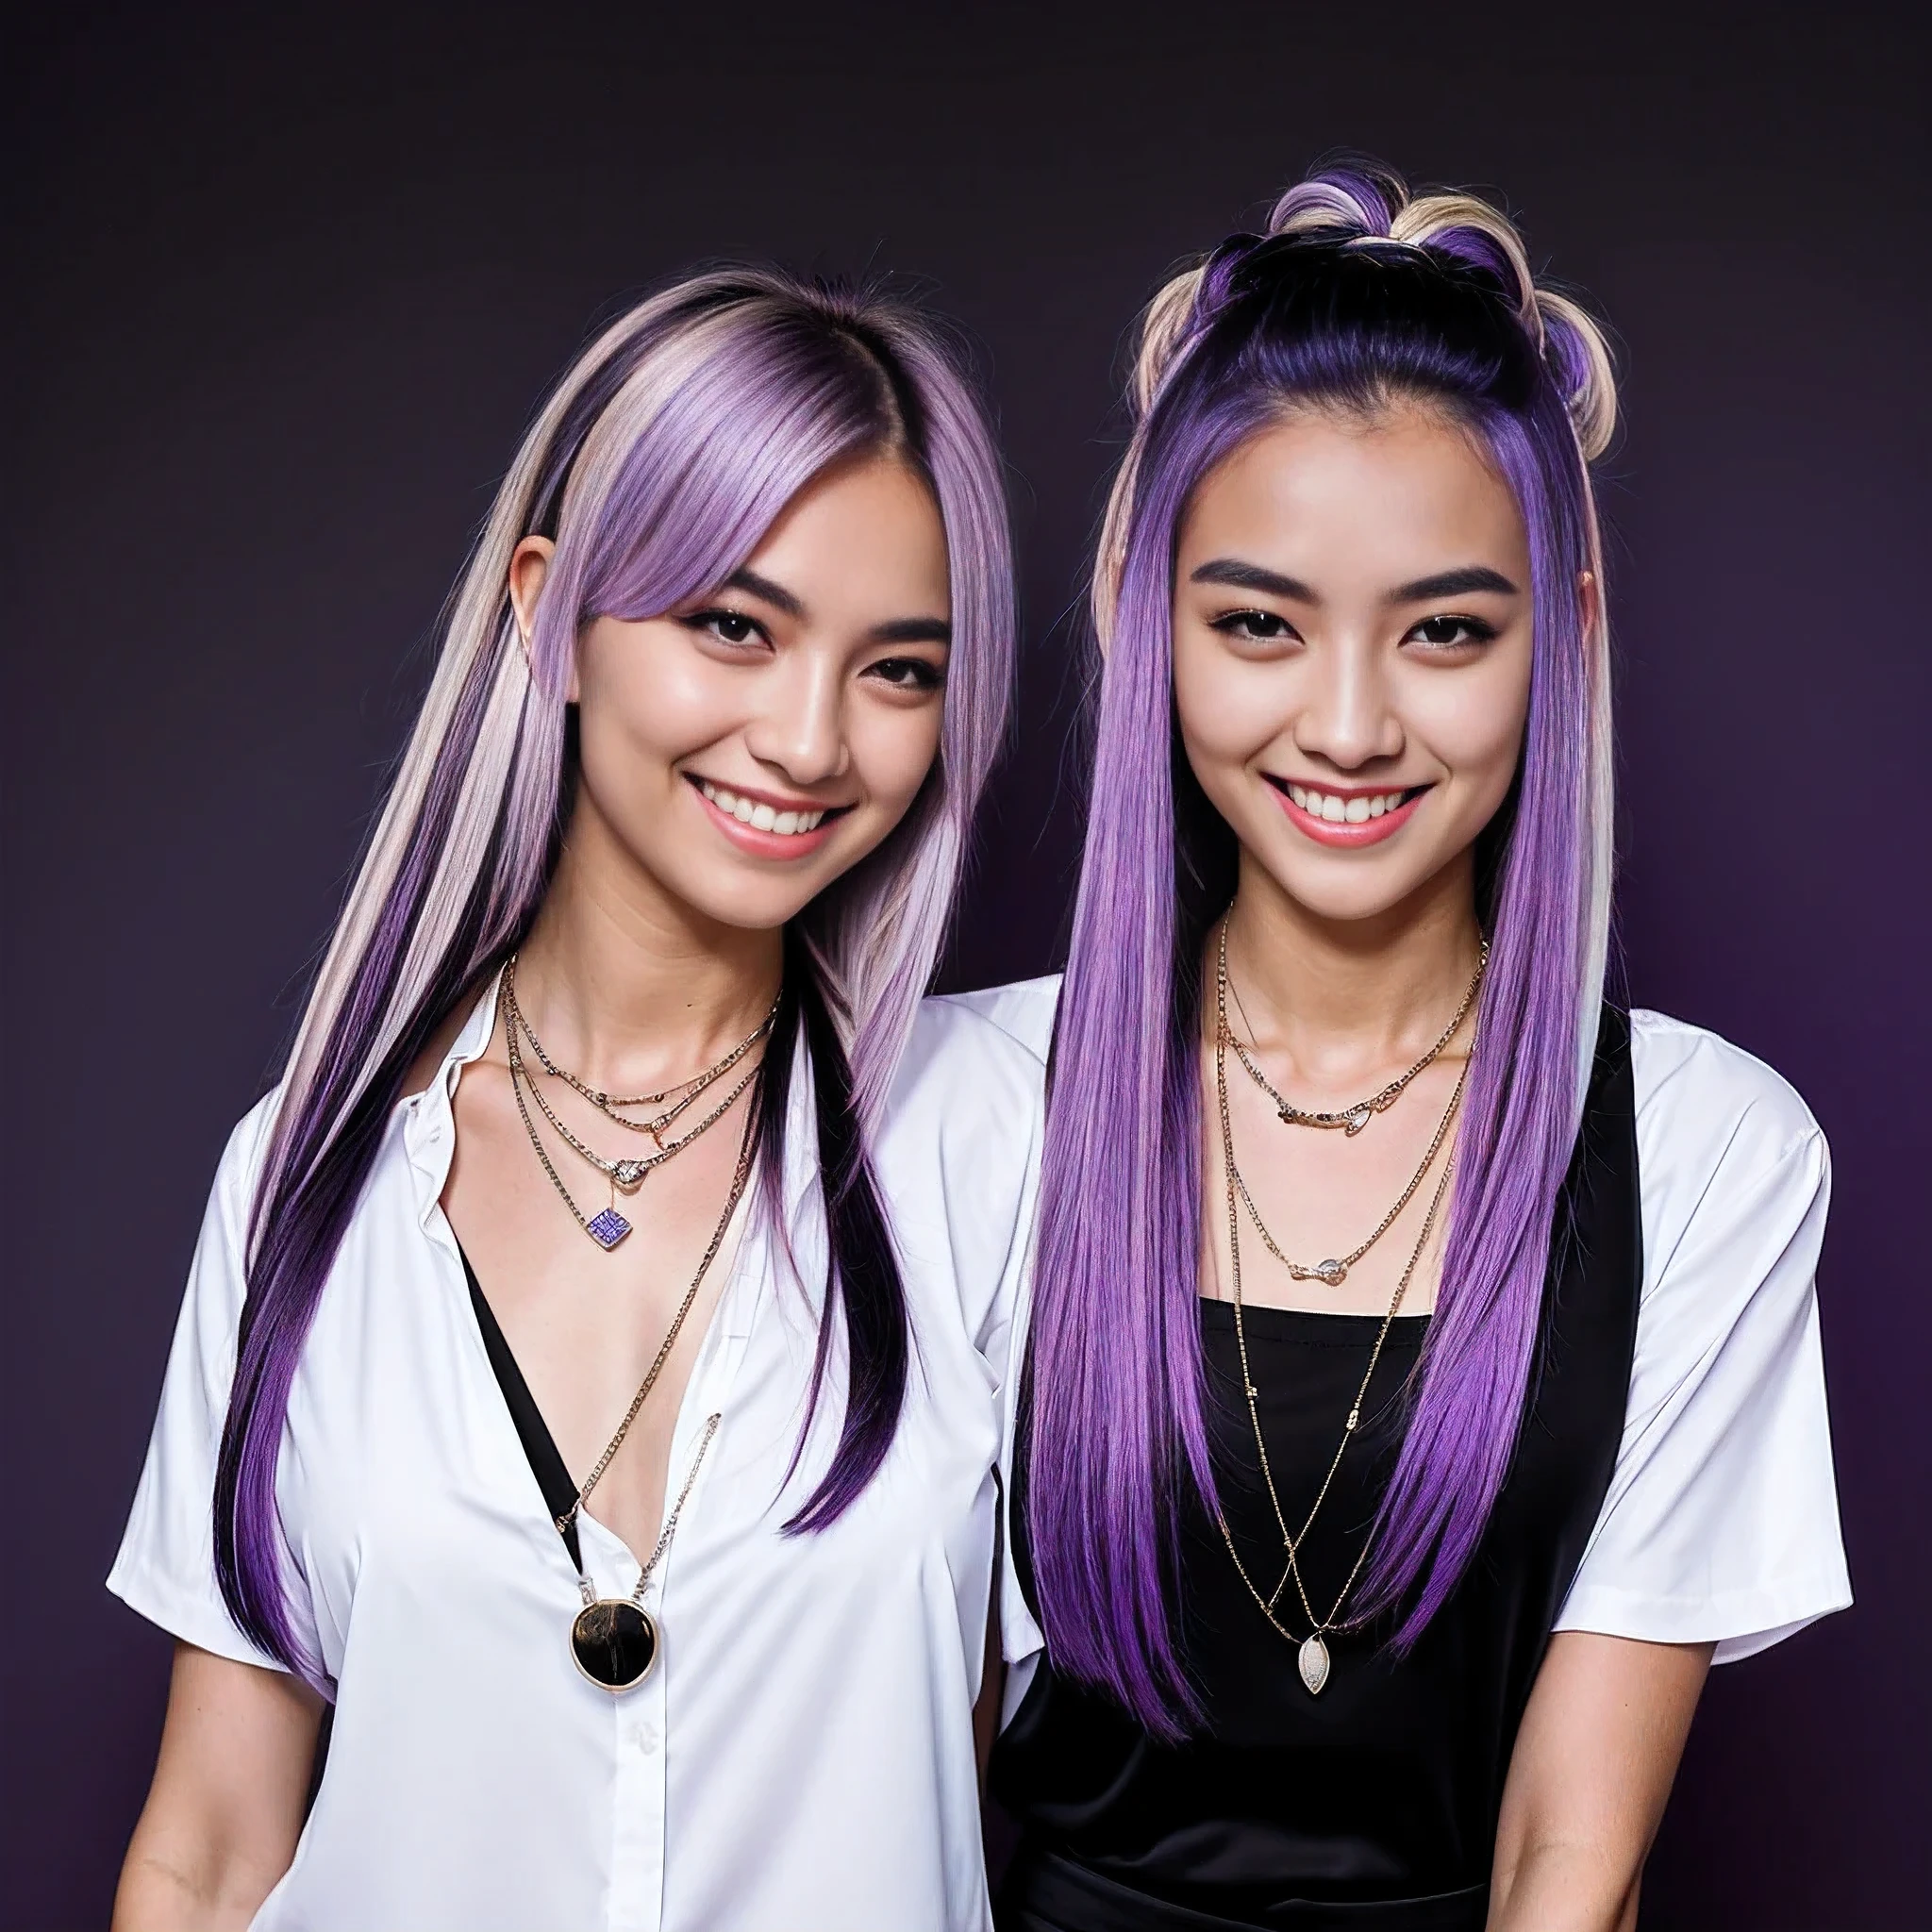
[459,1245,583,1572]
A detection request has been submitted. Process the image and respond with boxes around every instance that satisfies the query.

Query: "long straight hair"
[1026,164,1620,1735]
[214,270,1014,1676]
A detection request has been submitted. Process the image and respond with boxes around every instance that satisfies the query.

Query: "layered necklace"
[500,954,775,1250]
[557,1108,758,1690]
[1226,934,1486,1136]
[1209,917,1476,1694]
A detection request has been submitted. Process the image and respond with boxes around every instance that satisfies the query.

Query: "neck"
[508,796,783,1094]
[1220,847,1483,1088]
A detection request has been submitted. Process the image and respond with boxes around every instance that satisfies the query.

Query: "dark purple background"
[6,4,1925,1925]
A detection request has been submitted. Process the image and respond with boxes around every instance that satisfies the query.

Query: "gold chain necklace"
[502,957,767,1250]
[1209,988,1467,1695]
[1223,923,1486,1135]
[1215,921,1467,1286]
[560,1110,755,1690]
[506,965,775,1142]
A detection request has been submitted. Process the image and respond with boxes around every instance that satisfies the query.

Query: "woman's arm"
[1488,1629,1711,1932]
[113,1641,323,1932]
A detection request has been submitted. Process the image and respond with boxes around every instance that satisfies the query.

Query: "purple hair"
[214,270,1015,1678]
[1027,164,1618,1735]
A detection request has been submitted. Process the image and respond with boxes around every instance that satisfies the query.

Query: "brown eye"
[1407,614,1498,647]
[864,657,944,692]
[678,607,770,648]
[1210,608,1299,642]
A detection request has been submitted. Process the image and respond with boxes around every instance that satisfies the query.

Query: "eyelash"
[1406,613,1499,648]
[1208,609,1500,648]
[681,608,769,648]
[680,610,942,694]
[1210,609,1300,642]
[865,657,945,693]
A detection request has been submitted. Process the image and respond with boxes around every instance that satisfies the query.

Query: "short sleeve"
[107,1094,309,1673]
[1554,1014,1852,1662]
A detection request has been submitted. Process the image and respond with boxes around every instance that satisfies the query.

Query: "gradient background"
[6,3,1925,1924]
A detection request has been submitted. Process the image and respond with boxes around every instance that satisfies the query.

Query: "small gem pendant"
[1305,1258,1346,1286]
[586,1208,632,1250]
[1297,1634,1331,1695]
[1343,1105,1374,1135]
[611,1159,648,1190]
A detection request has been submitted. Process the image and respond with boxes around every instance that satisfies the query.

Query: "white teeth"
[1285,783,1411,824]
[697,780,827,836]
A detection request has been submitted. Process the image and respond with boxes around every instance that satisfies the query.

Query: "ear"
[1577,568,1602,643]
[509,537,577,701]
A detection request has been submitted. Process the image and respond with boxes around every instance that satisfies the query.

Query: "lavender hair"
[1026,163,1619,1735]
[214,270,1014,1675]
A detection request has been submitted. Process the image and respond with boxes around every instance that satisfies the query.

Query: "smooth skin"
[1176,406,1707,1932]
[114,452,981,1930]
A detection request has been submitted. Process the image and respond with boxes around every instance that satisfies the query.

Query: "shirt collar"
[402,966,504,1218]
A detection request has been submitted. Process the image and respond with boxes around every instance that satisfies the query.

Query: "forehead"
[745,454,945,578]
[1178,407,1526,580]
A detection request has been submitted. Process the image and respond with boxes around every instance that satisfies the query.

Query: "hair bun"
[1127,263,1209,419]
[1264,164,1620,461]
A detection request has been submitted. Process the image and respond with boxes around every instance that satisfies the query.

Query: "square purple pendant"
[586,1208,632,1250]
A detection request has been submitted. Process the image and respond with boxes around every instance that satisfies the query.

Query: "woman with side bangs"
[984,167,1849,1929]
[109,270,1041,1931]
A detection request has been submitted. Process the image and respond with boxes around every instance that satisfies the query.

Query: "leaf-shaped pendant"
[1297,1633,1331,1695]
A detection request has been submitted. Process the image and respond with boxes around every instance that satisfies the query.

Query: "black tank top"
[991,1008,1641,1932]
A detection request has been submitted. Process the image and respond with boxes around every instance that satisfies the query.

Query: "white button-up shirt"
[111,977,1044,1932]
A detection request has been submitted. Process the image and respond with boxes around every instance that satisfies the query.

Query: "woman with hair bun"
[109,269,1041,1930]
[982,165,1849,1929]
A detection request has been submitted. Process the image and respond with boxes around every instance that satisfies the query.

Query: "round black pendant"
[570,1598,658,1691]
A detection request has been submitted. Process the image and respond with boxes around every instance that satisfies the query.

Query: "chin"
[1247,840,1438,930]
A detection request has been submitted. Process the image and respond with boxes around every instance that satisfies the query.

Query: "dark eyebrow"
[1391,566,1520,602]
[1189,558,1320,602]
[866,617,951,646]
[722,567,807,619]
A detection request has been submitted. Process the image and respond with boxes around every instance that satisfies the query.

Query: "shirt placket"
[591,1515,668,1932]
[597,1210,766,1932]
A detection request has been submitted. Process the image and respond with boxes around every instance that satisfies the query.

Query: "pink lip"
[687,777,844,861]
[1270,781,1427,848]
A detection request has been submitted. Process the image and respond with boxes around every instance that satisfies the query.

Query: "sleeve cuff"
[1553,1568,1853,1665]
[106,1554,289,1674]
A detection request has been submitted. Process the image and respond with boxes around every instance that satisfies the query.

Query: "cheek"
[575,622,728,765]
[1407,651,1532,824]
[849,698,944,811]
[1173,630,1274,771]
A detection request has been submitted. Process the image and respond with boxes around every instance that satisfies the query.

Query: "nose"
[1291,639,1404,773]
[741,651,852,788]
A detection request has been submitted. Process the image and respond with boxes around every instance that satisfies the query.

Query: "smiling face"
[1172,406,1535,932]
[524,451,952,937]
